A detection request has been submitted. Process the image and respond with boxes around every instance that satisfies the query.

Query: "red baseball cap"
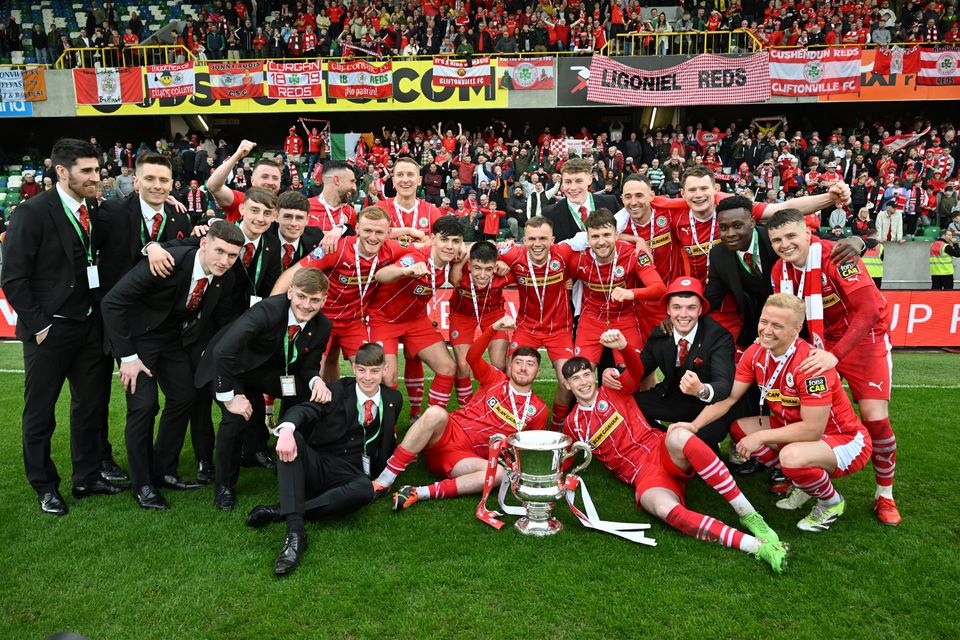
[660,277,710,314]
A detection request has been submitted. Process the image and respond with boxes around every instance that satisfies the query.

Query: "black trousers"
[124,331,196,486]
[186,344,216,467]
[21,316,112,492]
[932,274,955,290]
[278,432,375,520]
[634,390,731,454]
[214,366,306,488]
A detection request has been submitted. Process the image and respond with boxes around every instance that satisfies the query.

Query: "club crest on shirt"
[399,255,416,268]
[785,372,794,387]
[451,330,459,339]
[837,261,862,279]
[613,266,625,277]
[656,215,668,228]
[805,376,828,394]
[419,217,429,227]
[597,400,608,411]
[549,259,561,270]
[526,405,537,416]
[310,245,325,259]
[637,253,652,267]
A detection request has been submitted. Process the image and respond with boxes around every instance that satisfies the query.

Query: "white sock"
[416,486,431,500]
[875,485,894,500]
[375,469,397,486]
[729,494,754,518]
[740,534,761,554]
[822,491,843,507]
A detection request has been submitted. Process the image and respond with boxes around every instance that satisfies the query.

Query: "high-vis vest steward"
[930,240,955,276]
[863,244,884,278]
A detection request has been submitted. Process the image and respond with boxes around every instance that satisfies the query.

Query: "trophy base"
[514,516,563,537]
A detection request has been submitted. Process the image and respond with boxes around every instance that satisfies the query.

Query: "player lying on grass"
[371,316,548,509]
[561,329,788,574]
[671,293,873,533]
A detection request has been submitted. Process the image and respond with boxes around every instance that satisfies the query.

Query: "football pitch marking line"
[0,368,956,389]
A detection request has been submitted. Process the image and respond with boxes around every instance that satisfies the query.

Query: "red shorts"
[371,316,445,358]
[830,333,892,401]
[510,325,574,363]
[449,312,507,346]
[325,317,372,358]
[633,434,693,505]
[574,314,643,364]
[422,415,482,478]
[825,429,873,478]
[636,301,665,349]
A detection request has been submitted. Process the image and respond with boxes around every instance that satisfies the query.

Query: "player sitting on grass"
[372,316,548,509]
[672,294,873,533]
[562,329,788,574]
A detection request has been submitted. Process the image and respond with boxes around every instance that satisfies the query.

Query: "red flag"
[918,47,960,86]
[696,130,726,149]
[873,46,920,75]
[882,126,931,153]
[209,61,264,99]
[72,67,144,105]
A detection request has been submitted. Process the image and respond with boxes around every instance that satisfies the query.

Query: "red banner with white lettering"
[769,47,861,96]
[266,61,323,99]
[2,289,958,347]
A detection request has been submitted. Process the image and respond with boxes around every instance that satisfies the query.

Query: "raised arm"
[206,139,257,210]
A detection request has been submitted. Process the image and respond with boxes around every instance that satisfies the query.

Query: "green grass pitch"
[0,342,957,639]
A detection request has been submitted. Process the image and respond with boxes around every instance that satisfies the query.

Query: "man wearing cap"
[283,127,304,165]
[602,277,735,453]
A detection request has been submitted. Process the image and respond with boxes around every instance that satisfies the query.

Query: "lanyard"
[782,261,805,299]
[61,200,93,263]
[592,247,618,310]
[319,194,341,229]
[572,401,599,447]
[469,273,491,327]
[396,199,419,229]
[356,395,383,451]
[356,249,378,321]
[568,193,594,231]
[283,326,301,374]
[526,252,550,323]
[628,213,656,265]
[507,384,532,431]
[759,341,797,408]
[140,212,167,246]
[736,228,760,274]
[429,256,450,312]
[688,210,716,271]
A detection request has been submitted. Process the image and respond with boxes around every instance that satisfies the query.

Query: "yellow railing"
[602,30,764,57]
[53,45,194,69]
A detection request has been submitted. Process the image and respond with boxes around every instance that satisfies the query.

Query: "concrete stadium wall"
[877,242,959,290]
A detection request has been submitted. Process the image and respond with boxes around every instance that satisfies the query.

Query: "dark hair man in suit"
[543,157,621,242]
[274,190,324,271]
[602,277,735,454]
[245,342,401,576]
[196,267,333,511]
[101,222,244,509]
[1,138,120,515]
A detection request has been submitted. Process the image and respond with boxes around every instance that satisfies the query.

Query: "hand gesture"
[599,329,627,350]
[405,261,430,278]
[798,348,838,375]
[225,394,253,421]
[234,139,257,160]
[275,428,298,462]
[119,358,153,394]
[600,367,622,391]
[679,370,703,396]
[610,287,634,303]
[493,314,517,332]
[165,194,187,214]
[310,379,332,403]
[146,244,175,277]
[321,226,344,254]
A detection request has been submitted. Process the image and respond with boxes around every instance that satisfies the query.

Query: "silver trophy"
[490,431,592,537]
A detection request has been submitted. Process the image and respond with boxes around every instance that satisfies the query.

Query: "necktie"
[186,278,208,311]
[363,399,375,426]
[677,338,689,366]
[579,205,589,223]
[743,252,756,275]
[150,213,164,241]
[288,324,301,342]
[242,242,255,268]
[78,203,90,235]
[282,243,295,270]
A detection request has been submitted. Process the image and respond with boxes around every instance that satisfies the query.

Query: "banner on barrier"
[266,61,324,98]
[432,56,492,87]
[327,60,393,99]
[497,57,554,90]
[918,47,960,86]
[769,47,860,96]
[586,53,770,106]
[146,61,195,99]
[209,61,265,99]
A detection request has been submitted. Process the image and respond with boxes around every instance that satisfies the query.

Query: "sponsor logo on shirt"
[637,253,652,267]
[589,411,623,448]
[805,376,828,394]
[837,261,862,279]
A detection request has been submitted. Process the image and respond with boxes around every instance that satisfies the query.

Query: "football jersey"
[297,237,409,321]
[772,238,889,343]
[500,244,575,334]
[736,340,867,437]
[563,386,663,486]
[449,272,513,321]
[619,208,682,283]
[307,194,358,231]
[379,197,444,237]
[223,189,245,224]
[368,244,450,324]
[566,241,661,324]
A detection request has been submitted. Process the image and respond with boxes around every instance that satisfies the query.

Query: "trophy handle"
[564,441,593,477]
[489,434,515,471]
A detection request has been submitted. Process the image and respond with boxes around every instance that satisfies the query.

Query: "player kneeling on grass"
[372,316,549,509]
[562,329,787,574]
[672,294,873,533]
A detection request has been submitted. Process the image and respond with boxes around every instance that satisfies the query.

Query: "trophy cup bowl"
[490,431,592,537]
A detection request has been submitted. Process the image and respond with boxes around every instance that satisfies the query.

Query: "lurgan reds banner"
[769,48,860,96]
[587,53,770,106]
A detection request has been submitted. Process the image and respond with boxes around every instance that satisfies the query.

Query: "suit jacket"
[100,246,234,358]
[281,378,401,476]
[93,193,193,294]
[543,193,621,242]
[195,293,332,396]
[269,222,324,265]
[1,187,99,339]
[639,316,735,411]
[704,227,777,347]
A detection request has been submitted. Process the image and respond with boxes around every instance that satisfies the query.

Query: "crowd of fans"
[2,0,958,66]
[8,115,960,244]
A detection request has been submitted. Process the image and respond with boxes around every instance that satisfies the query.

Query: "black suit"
[634,316,735,452]
[101,246,234,486]
[93,194,193,294]
[704,228,777,348]
[543,193,621,242]
[196,294,332,488]
[277,378,401,520]
[269,223,323,270]
[0,187,113,492]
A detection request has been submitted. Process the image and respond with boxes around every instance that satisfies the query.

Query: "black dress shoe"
[252,451,277,471]
[731,458,764,476]
[155,474,203,490]
[134,485,170,510]
[73,477,126,498]
[38,491,68,516]
[246,503,282,528]
[101,458,129,483]
[274,531,307,576]
[214,484,236,511]
[196,460,215,485]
